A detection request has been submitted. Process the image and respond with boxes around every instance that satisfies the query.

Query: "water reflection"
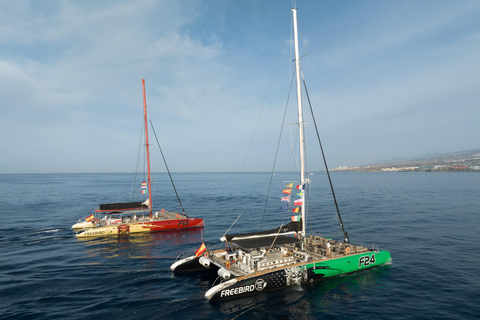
[78,228,203,259]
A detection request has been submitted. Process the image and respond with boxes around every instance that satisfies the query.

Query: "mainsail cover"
[222,221,301,242]
[231,235,301,250]
[96,202,148,212]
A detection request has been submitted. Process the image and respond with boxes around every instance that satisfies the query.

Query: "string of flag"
[141,181,147,194]
[280,182,305,221]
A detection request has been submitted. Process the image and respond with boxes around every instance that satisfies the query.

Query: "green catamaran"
[171,6,391,301]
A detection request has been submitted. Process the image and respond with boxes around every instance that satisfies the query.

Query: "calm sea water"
[0,172,478,319]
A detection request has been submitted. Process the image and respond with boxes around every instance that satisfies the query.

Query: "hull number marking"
[359,254,376,268]
[178,220,189,227]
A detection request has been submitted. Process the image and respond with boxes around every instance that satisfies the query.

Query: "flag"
[86,214,94,222]
[281,196,290,202]
[286,183,293,188]
[296,192,303,197]
[291,215,301,222]
[294,199,303,206]
[195,242,207,257]
[283,188,292,194]
[141,189,146,194]
[141,181,147,189]
[292,207,301,213]
[296,184,305,190]
[281,203,289,210]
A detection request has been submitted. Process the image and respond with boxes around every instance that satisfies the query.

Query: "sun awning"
[222,221,301,242]
[100,209,150,215]
[95,201,148,213]
[231,235,301,250]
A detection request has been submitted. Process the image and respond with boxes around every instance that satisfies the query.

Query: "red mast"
[142,79,153,217]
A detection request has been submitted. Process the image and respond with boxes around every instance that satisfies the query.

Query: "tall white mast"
[292,8,306,238]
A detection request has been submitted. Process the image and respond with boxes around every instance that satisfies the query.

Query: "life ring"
[176,214,180,219]
[225,261,230,270]
[94,219,99,224]
[161,209,165,213]
[345,247,351,254]
[204,251,209,258]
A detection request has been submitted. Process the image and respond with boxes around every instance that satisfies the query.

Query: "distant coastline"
[332,149,480,172]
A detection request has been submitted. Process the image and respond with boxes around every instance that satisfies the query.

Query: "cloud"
[0,0,276,173]
[1,1,479,173]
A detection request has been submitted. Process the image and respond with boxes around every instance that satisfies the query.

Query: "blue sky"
[1,0,479,173]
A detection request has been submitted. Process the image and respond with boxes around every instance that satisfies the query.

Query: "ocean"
[0,172,478,319]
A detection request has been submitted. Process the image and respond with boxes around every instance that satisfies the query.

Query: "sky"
[1,0,479,173]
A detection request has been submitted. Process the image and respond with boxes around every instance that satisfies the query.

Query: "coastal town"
[332,149,480,172]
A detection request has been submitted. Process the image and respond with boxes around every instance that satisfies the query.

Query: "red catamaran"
[73,79,203,238]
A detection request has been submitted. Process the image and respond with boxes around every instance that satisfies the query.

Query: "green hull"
[307,250,392,278]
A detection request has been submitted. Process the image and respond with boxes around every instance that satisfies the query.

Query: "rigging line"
[307,182,312,235]
[149,118,187,216]
[298,33,308,81]
[266,223,284,255]
[287,111,301,175]
[96,177,108,212]
[333,205,344,239]
[132,118,144,202]
[301,72,350,243]
[303,126,310,235]
[223,214,242,237]
[239,16,290,174]
[300,106,310,234]
[259,70,296,231]
[143,133,147,201]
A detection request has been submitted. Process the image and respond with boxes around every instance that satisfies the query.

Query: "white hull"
[71,221,95,230]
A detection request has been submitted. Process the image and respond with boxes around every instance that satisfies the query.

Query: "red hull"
[139,218,204,232]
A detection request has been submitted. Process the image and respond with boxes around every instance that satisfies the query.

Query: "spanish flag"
[86,214,94,222]
[195,242,207,257]
[283,188,292,194]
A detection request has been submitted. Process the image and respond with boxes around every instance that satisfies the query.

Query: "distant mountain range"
[334,149,480,172]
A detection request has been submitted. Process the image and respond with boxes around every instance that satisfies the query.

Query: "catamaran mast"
[292,8,306,239]
[142,79,153,217]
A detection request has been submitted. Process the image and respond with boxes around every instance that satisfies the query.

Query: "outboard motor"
[199,256,210,268]
[217,268,231,280]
